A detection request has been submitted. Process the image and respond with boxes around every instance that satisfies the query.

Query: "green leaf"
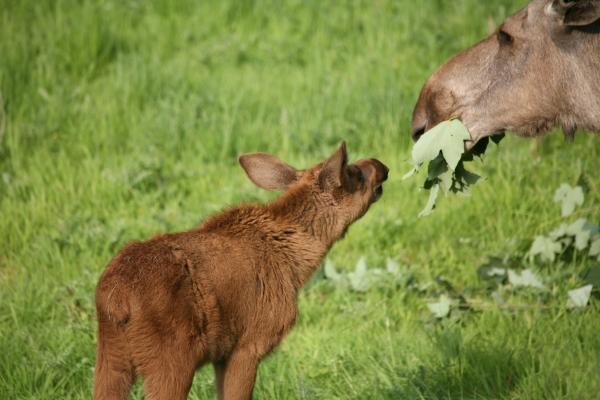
[507,269,545,289]
[566,218,592,251]
[575,230,591,251]
[482,267,508,277]
[458,168,481,186]
[590,238,600,260]
[418,183,440,218]
[548,219,598,255]
[402,167,418,180]
[349,257,370,292]
[437,169,454,194]
[386,259,401,276]
[553,184,584,217]
[477,256,520,290]
[411,119,470,171]
[427,294,452,318]
[427,153,448,180]
[453,162,481,192]
[490,133,506,145]
[529,236,562,262]
[580,265,600,288]
[549,223,569,240]
[324,259,346,285]
[404,119,501,215]
[491,290,506,305]
[466,137,489,160]
[567,284,593,308]
[490,133,506,144]
[423,178,437,190]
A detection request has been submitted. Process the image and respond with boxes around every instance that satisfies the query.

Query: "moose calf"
[93,143,389,400]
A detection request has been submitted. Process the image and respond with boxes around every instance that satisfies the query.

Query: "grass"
[1,0,599,398]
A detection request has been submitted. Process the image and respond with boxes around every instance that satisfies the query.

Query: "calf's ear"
[319,142,348,192]
[238,153,298,191]
[553,0,600,26]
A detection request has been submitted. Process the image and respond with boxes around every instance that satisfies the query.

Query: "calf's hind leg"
[214,350,259,400]
[143,367,195,400]
[139,338,199,400]
[93,320,135,400]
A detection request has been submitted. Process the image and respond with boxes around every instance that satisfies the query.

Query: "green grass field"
[1,0,600,398]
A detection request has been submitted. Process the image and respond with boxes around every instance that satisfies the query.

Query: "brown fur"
[93,143,388,400]
[412,0,600,144]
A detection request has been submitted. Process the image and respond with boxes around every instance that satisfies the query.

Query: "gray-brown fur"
[412,0,600,144]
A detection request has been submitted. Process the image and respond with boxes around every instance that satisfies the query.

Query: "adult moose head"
[412,0,600,146]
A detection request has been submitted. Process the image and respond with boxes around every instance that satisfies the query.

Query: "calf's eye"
[356,169,364,185]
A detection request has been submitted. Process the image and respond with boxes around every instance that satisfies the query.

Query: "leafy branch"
[403,119,504,217]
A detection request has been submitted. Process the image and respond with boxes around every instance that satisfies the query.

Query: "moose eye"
[497,29,513,45]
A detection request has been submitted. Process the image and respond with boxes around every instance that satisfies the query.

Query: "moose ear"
[318,142,348,191]
[238,153,298,191]
[553,0,600,26]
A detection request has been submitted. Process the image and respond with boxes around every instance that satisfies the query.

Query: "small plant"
[476,183,599,313]
[323,258,407,292]
[528,184,599,264]
[324,182,599,320]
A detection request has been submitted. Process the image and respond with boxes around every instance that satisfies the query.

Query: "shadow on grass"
[377,328,531,400]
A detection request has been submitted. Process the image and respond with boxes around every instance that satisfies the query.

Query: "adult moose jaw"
[411,0,600,146]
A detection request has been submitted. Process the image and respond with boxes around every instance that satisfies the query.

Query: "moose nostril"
[412,124,426,142]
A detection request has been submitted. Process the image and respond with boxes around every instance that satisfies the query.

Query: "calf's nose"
[370,159,389,182]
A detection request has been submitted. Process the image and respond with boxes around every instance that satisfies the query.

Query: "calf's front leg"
[214,350,259,400]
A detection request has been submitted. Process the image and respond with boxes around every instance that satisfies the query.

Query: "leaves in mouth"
[404,119,504,216]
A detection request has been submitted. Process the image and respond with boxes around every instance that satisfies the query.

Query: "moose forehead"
[493,1,600,78]
[506,1,561,31]
[536,0,600,29]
